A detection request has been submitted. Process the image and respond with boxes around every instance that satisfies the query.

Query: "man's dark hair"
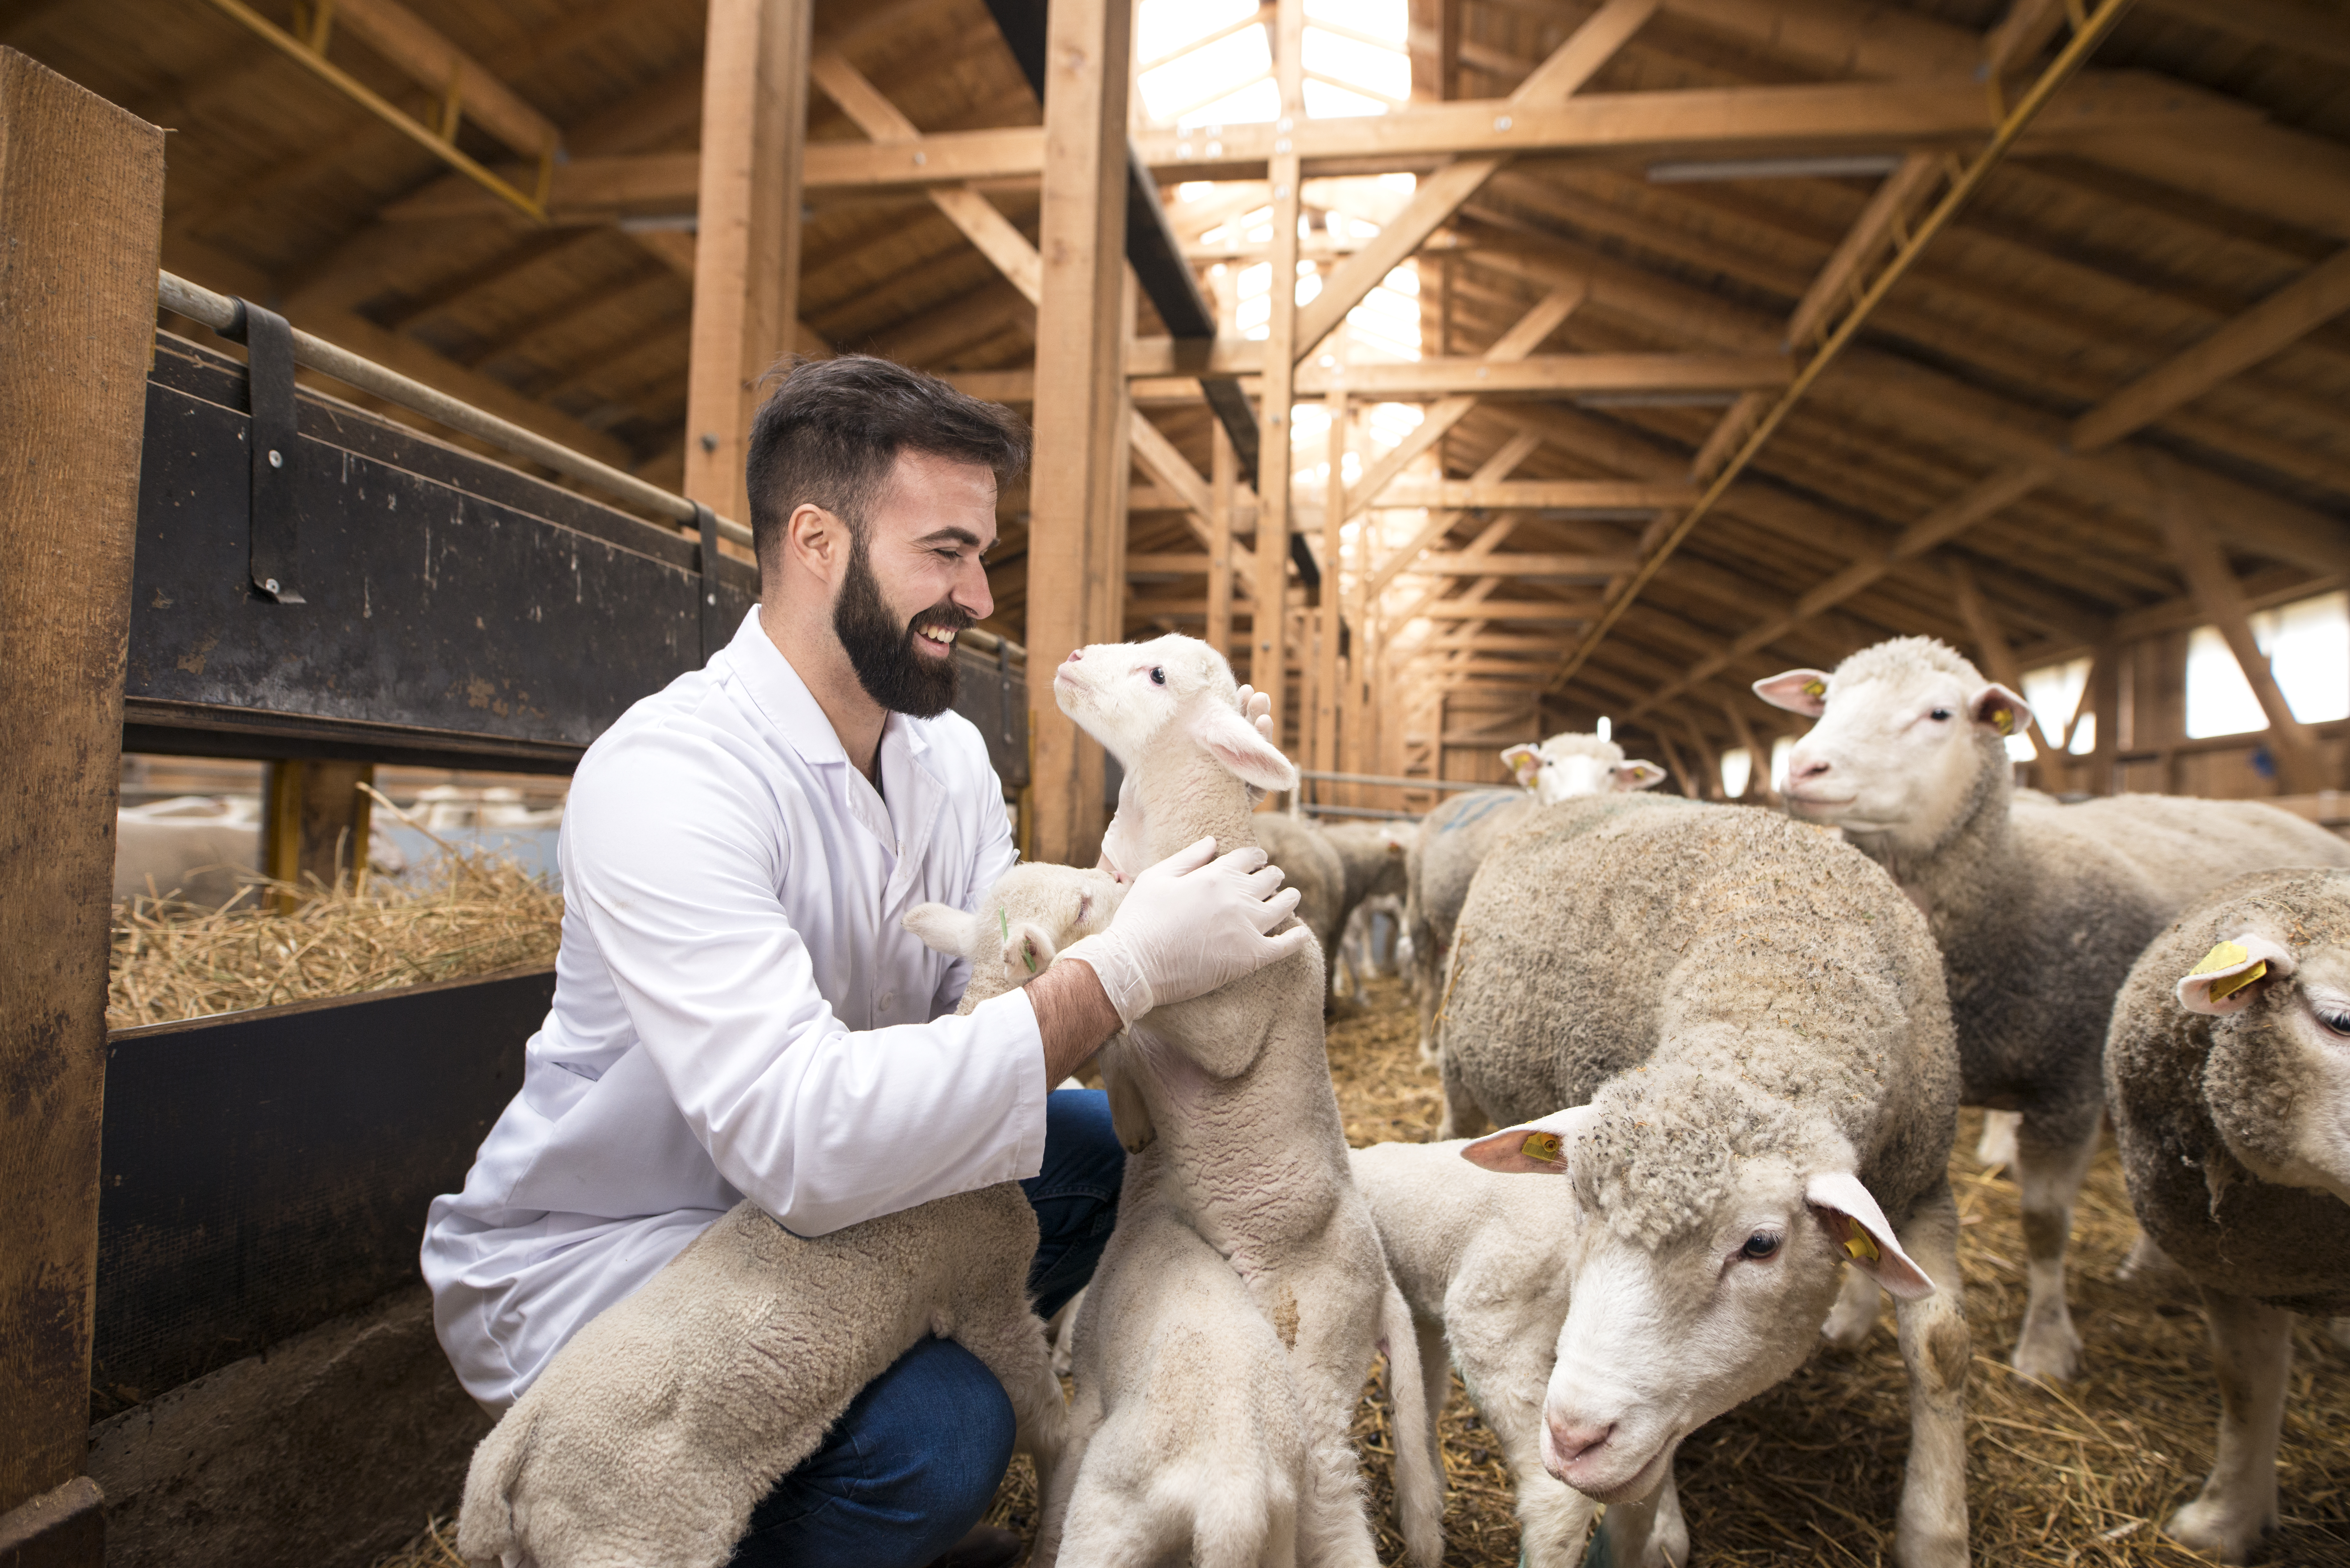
[744,355,1031,575]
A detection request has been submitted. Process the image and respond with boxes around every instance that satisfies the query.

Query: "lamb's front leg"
[2164,1287,2292,1564]
[1890,1182,1970,1568]
[1457,1344,1599,1568]
[2009,1105,2098,1380]
[1587,1454,1685,1568]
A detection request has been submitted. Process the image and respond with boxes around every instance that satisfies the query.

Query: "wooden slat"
[0,45,163,1533]
[331,0,559,158]
[683,0,810,528]
[1208,421,1237,658]
[1253,0,1307,735]
[1398,553,1642,576]
[1374,479,1699,510]
[1294,352,1788,396]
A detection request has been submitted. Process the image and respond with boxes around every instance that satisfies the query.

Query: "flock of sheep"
[454,631,2350,1568]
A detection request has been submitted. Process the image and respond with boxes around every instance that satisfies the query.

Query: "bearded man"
[423,357,1307,1567]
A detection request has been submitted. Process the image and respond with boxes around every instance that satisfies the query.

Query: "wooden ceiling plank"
[1297,351,1787,396]
[329,0,559,159]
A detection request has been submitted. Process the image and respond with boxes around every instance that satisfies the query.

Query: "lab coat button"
[878,991,896,1013]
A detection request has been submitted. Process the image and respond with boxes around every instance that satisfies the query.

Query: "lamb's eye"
[2319,1011,2350,1038]
[1928,707,1953,721]
[1149,667,1166,685]
[1740,1232,1781,1261]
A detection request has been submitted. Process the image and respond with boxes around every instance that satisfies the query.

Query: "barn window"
[2184,590,2350,739]
[1719,747,1752,798]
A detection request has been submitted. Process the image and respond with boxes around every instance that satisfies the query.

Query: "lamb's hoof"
[2165,1493,2274,1564]
[1892,1521,1969,1568]
[2009,1319,2083,1383]
[1822,1303,1877,1351]
[1973,1110,2019,1169]
[2115,1231,2181,1286]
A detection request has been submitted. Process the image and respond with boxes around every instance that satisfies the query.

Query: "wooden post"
[1314,389,1346,790]
[262,760,375,905]
[683,0,810,530]
[1024,0,1133,864]
[1946,554,2064,788]
[1251,0,1306,758]
[2088,641,2119,796]
[1207,419,1236,661]
[0,47,164,1561]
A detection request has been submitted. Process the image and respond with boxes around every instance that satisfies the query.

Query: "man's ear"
[1969,683,2033,738]
[1190,702,1297,792]
[903,902,977,959]
[2177,932,2296,1015]
[1614,760,1667,792]
[1806,1172,1935,1300]
[1500,743,1544,790]
[786,501,850,580]
[1755,669,1832,716]
[1463,1105,1600,1173]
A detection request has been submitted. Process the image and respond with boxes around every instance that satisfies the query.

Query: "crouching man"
[423,357,1303,1568]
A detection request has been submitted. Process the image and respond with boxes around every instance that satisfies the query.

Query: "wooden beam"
[1288,0,1657,356]
[1367,430,1540,598]
[1983,0,2072,75]
[1399,553,1641,576]
[683,0,810,530]
[1126,416,1258,581]
[1412,600,1596,621]
[1253,0,1306,735]
[1208,419,1237,658]
[2150,457,2327,793]
[0,46,161,1550]
[1374,479,1698,510]
[1315,388,1346,776]
[1294,352,1788,397]
[2139,0,2350,69]
[2070,248,2350,453]
[1945,554,2064,774]
[330,0,561,158]
[1783,152,1943,351]
[1025,0,1132,863]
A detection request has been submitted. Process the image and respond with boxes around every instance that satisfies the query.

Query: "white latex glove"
[1097,685,1275,882]
[1060,835,1313,1027]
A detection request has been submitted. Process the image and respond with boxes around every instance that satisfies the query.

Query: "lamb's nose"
[1065,648,1083,662]
[1549,1418,1615,1465]
[1792,755,1831,780]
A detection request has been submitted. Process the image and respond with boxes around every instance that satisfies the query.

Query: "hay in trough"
[109,844,562,1030]
[370,979,2350,1568]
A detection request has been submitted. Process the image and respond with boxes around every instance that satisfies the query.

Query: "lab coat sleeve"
[932,765,1020,1019]
[561,726,1048,1236]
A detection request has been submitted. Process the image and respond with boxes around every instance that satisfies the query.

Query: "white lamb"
[1499,730,1666,804]
[1041,634,1443,1568]
[451,867,1096,1568]
[1756,636,2350,1378]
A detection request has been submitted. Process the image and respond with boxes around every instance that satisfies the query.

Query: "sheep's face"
[1464,1110,1934,1506]
[1500,734,1668,805]
[1052,633,1296,792]
[1757,659,2029,855]
[2186,932,2350,1206]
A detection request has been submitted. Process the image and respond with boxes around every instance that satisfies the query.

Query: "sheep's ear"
[2177,932,2296,1015]
[1755,669,1832,716]
[1614,760,1667,792]
[1002,919,1058,981]
[1500,743,1544,789]
[1806,1172,1935,1301]
[1969,683,2033,739]
[1463,1106,1599,1174]
[1191,702,1297,792]
[904,902,977,958]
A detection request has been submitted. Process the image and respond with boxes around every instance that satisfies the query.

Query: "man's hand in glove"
[1059,836,1313,1029]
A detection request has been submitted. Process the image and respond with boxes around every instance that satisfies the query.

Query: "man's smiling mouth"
[916,625,958,649]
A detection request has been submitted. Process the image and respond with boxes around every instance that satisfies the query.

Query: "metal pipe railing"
[157,271,753,548]
[1294,768,1504,794]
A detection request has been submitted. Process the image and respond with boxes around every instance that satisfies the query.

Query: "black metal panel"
[951,641,1029,788]
[93,967,553,1407]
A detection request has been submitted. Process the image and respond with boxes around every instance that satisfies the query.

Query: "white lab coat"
[422,608,1043,1411]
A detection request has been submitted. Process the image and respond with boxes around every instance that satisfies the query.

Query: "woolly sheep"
[1048,634,1442,1567]
[2104,869,2350,1563]
[1337,892,1406,1006]
[450,867,1101,1568]
[1405,733,1663,1062]
[1321,820,1410,1003]
[1436,793,1970,1568]
[1255,814,1349,1007]
[1033,1157,1313,1568]
[1757,636,2350,1379]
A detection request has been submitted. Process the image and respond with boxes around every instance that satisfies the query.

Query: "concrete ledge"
[88,1285,487,1568]
[0,1477,105,1568]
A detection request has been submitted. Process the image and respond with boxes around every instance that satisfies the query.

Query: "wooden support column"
[262,760,375,904]
[2087,642,2119,795]
[1946,554,2065,787]
[683,0,809,530]
[1679,715,1722,801]
[2151,461,2327,793]
[1025,0,1133,864]
[1314,389,1346,787]
[0,47,164,1561]
[1207,420,1237,660]
[1251,0,1305,756]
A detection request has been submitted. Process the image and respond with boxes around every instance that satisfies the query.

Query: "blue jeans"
[729,1089,1124,1567]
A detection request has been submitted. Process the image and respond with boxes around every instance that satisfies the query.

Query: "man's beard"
[832,534,970,719]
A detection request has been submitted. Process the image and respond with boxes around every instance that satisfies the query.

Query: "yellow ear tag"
[1520,1131,1564,1164]
[2190,940,2249,976]
[2209,960,2266,1002]
[1989,707,2014,735]
[1803,679,1826,699]
[1844,1233,1880,1263]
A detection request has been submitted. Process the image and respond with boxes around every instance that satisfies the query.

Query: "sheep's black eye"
[2319,1011,2350,1038]
[1928,707,1953,721]
[1149,667,1166,685]
[1740,1232,1781,1260]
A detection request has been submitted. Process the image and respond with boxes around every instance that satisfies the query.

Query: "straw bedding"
[368,981,2348,1568]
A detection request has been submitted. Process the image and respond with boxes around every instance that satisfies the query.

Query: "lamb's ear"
[1500,743,1544,790]
[2177,932,2296,1015]
[1806,1172,1935,1301]
[1969,683,2033,739]
[1002,919,1059,981]
[1463,1105,1600,1174]
[1614,760,1667,792]
[1755,669,1832,716]
[904,902,977,958]
[1190,702,1298,792]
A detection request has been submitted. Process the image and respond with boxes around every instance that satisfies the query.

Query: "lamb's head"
[1051,633,1296,793]
[1755,636,2030,856]
[1461,1076,1935,1507]
[1499,731,1667,805]
[905,863,1126,1000]
[2174,875,2350,1206]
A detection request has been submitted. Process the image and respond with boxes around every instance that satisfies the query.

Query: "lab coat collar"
[729,607,941,773]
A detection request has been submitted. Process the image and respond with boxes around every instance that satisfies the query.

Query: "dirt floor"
[376,974,2350,1567]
